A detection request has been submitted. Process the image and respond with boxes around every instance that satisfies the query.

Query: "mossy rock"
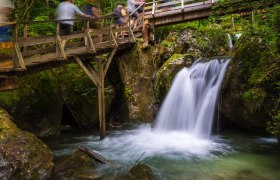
[53,150,101,179]
[155,54,192,103]
[117,44,156,122]
[0,109,54,179]
[0,70,63,139]
[117,163,155,180]
[221,35,280,132]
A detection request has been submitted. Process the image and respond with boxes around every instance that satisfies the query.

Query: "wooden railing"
[0,0,217,72]
[0,9,145,72]
[145,0,214,17]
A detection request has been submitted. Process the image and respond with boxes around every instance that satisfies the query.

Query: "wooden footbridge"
[0,0,274,139]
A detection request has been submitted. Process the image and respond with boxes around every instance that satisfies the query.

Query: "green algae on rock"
[0,109,54,179]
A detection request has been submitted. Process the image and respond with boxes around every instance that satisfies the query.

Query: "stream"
[52,126,280,180]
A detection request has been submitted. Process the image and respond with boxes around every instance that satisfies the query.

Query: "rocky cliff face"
[117,29,229,122]
[0,109,54,179]
[221,35,280,132]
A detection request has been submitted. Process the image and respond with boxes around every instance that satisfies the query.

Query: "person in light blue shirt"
[127,0,143,27]
[56,0,95,35]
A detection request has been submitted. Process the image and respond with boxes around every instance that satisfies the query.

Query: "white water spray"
[154,58,230,139]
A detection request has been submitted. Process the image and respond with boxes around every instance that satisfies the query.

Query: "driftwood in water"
[78,147,112,164]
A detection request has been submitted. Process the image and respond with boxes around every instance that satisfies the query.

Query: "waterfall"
[227,33,233,49]
[154,58,230,139]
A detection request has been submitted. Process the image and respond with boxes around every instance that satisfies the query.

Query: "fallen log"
[78,146,112,165]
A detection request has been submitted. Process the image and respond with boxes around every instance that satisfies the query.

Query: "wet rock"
[221,36,279,132]
[54,150,101,179]
[0,71,63,139]
[154,53,192,103]
[117,163,155,180]
[118,45,156,122]
[0,109,54,179]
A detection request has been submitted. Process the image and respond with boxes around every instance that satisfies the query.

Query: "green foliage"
[267,111,280,136]
[243,88,266,114]
[124,87,132,102]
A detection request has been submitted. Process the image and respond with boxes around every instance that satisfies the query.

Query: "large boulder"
[0,109,54,179]
[154,53,193,103]
[53,150,101,179]
[0,71,63,139]
[221,35,280,132]
[117,43,156,122]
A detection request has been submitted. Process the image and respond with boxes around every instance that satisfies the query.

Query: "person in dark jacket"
[82,0,100,19]
[113,2,127,38]
[82,0,101,28]
[113,2,126,26]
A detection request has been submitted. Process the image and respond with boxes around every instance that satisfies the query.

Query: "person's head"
[117,2,124,8]
[0,0,14,21]
[66,0,74,3]
[87,0,97,3]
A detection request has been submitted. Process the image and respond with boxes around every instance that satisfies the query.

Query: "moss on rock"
[117,163,155,180]
[0,109,54,179]
[222,34,280,132]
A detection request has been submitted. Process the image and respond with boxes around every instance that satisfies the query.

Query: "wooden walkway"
[145,0,214,26]
[0,0,216,76]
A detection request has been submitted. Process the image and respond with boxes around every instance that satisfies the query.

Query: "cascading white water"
[154,58,230,139]
[227,33,233,49]
[55,58,232,161]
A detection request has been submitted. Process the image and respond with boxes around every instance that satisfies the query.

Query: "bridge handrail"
[0,22,16,27]
[145,0,214,17]
[0,4,147,72]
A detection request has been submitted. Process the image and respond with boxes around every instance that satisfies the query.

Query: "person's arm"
[91,7,100,19]
[121,8,127,17]
[133,0,144,5]
[73,5,95,19]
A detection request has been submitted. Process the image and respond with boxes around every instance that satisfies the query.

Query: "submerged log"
[78,146,112,165]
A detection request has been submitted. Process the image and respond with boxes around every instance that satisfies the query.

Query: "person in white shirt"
[127,0,143,27]
[0,0,14,48]
[56,0,95,35]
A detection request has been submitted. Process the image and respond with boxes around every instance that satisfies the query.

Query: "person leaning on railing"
[113,2,127,38]
[55,0,96,35]
[0,0,15,49]
[81,0,101,29]
[127,0,143,27]
[0,0,15,67]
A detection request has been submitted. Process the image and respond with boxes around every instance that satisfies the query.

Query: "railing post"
[142,3,145,26]
[128,15,131,41]
[56,22,60,57]
[23,23,28,52]
[152,0,156,16]
[12,23,17,68]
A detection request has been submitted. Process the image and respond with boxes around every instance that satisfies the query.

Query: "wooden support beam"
[87,31,96,53]
[74,56,101,87]
[85,62,101,87]
[129,27,136,42]
[110,31,118,48]
[56,35,67,59]
[104,48,117,76]
[14,43,26,70]
[98,59,105,140]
